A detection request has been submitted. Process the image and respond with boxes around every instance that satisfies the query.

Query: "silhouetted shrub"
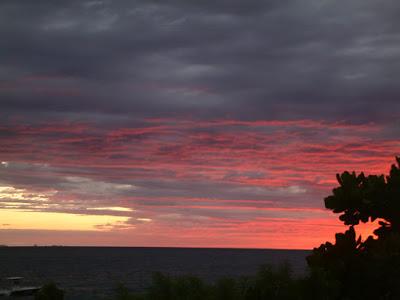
[241,263,299,300]
[35,282,64,300]
[114,263,302,300]
[212,277,240,300]
[112,158,400,300]
[147,272,209,300]
[113,283,145,300]
[307,157,400,299]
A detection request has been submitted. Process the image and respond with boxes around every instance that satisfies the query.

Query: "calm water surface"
[0,247,310,299]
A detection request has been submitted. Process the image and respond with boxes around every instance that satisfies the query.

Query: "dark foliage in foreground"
[112,263,304,300]
[35,282,64,300]
[307,157,400,299]
[108,158,400,300]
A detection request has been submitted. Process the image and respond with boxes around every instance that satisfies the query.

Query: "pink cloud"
[0,118,398,248]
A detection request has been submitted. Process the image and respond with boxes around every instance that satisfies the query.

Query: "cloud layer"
[1,0,400,248]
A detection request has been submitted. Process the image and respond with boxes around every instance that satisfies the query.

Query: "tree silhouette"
[307,157,400,299]
[35,283,64,300]
[109,158,400,300]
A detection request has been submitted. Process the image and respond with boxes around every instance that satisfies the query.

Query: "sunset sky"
[1,0,399,249]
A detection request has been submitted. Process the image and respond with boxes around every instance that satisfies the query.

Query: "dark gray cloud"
[1,0,400,122]
[2,1,400,247]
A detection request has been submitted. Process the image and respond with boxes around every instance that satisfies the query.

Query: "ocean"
[0,247,310,299]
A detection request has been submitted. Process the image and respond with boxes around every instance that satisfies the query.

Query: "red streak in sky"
[0,118,398,248]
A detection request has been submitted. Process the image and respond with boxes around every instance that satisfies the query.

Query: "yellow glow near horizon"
[88,206,134,212]
[0,209,130,231]
[137,218,152,222]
